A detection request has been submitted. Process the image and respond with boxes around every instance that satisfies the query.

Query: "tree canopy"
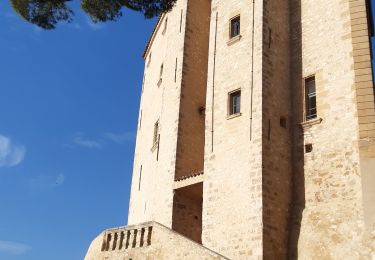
[10,0,177,29]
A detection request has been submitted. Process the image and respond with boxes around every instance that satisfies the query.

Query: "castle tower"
[85,0,375,259]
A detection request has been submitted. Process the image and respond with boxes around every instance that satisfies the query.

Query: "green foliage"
[10,0,177,29]
[10,0,74,29]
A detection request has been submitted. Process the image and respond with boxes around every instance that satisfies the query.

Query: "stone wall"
[124,0,375,259]
[172,184,203,244]
[261,0,292,258]
[202,0,264,259]
[289,0,375,258]
[174,0,211,179]
[128,0,188,227]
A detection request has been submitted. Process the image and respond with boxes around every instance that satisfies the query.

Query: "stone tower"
[85,0,375,259]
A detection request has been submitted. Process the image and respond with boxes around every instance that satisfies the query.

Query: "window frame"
[229,15,241,39]
[303,75,317,121]
[228,89,241,117]
[151,120,160,151]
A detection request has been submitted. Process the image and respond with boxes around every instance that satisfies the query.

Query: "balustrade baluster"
[112,232,118,250]
[132,229,138,248]
[117,231,124,250]
[106,233,112,251]
[140,228,145,247]
[125,230,131,249]
[147,226,153,246]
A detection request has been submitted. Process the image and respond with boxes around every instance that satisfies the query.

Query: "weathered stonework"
[85,0,375,259]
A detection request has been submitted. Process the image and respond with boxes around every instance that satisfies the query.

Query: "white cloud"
[105,132,136,144]
[0,135,26,167]
[0,241,31,255]
[29,173,65,191]
[73,134,101,149]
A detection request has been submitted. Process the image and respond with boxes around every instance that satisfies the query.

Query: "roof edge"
[142,14,166,59]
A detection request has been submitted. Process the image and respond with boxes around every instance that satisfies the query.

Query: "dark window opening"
[230,16,240,38]
[153,121,159,145]
[160,64,164,78]
[162,17,168,34]
[147,52,152,67]
[280,116,287,128]
[305,144,313,153]
[138,165,142,191]
[305,76,317,121]
[229,90,241,115]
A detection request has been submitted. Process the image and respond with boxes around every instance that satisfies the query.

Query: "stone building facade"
[85,0,375,259]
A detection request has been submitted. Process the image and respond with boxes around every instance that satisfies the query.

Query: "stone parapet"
[85,221,228,260]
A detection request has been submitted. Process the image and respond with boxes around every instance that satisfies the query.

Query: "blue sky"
[0,1,155,259]
[0,1,374,260]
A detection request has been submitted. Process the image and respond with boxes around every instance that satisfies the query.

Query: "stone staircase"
[85,221,228,260]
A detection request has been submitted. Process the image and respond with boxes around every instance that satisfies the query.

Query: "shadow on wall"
[287,1,305,259]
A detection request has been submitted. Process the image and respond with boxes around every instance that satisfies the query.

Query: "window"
[160,63,164,78]
[152,121,159,147]
[305,76,317,121]
[147,52,152,67]
[305,143,313,153]
[230,16,240,38]
[158,64,163,86]
[229,90,241,115]
[138,165,142,191]
[162,17,168,34]
[280,116,287,128]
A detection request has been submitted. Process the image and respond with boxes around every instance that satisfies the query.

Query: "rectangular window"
[153,121,159,146]
[230,16,240,38]
[147,52,152,67]
[162,17,168,34]
[157,64,163,87]
[305,76,317,120]
[229,90,241,115]
[160,63,164,78]
[138,165,142,191]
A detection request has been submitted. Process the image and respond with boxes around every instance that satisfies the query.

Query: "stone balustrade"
[100,223,153,252]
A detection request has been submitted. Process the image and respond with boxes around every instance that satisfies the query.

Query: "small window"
[305,143,313,153]
[230,16,240,38]
[162,17,168,34]
[153,121,159,146]
[305,76,317,121]
[280,116,287,128]
[147,52,152,67]
[229,90,241,115]
[158,64,163,87]
[160,63,164,78]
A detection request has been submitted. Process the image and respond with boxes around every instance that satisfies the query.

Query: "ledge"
[227,35,242,46]
[174,171,204,189]
[226,113,242,120]
[300,118,323,130]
